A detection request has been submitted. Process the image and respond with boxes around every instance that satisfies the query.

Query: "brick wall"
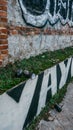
[0,0,8,66]
[8,25,73,36]
[0,0,73,66]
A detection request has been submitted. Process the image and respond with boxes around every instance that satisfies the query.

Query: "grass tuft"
[0,46,73,94]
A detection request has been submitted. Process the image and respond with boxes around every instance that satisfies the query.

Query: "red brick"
[8,25,73,37]
[0,34,7,39]
[0,54,7,61]
[0,6,7,11]
[0,1,7,6]
[1,49,8,54]
[35,31,40,35]
[0,11,7,17]
[0,17,7,23]
[11,30,18,35]
[70,31,73,35]
[25,32,32,35]
[0,40,8,44]
[0,28,8,34]
[43,29,47,35]
[0,60,2,65]
[0,55,3,60]
[0,23,7,28]
[0,45,8,50]
[21,27,26,31]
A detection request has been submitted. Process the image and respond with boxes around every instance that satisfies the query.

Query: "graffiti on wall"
[0,57,73,130]
[18,0,73,27]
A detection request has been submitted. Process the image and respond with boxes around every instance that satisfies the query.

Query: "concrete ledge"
[0,57,73,130]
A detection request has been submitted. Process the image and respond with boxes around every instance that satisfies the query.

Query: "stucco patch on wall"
[8,34,73,62]
[7,0,26,26]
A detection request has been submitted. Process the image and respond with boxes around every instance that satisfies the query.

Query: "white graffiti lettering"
[18,0,73,27]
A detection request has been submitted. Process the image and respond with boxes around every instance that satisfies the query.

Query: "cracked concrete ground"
[36,82,73,130]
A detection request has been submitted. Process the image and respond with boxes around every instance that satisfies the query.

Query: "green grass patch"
[0,46,73,94]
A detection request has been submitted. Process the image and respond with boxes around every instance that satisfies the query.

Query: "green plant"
[0,46,73,94]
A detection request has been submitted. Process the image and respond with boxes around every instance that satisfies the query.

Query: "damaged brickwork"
[0,0,73,66]
[0,0,8,66]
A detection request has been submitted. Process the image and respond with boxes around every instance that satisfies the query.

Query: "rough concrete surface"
[37,82,73,130]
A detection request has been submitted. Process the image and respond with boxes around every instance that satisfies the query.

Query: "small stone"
[49,110,57,118]
[59,103,64,108]
[56,126,63,130]
[24,70,30,75]
[31,73,36,80]
[54,104,62,112]
[23,70,36,79]
[48,116,54,121]
[16,69,23,77]
[42,55,45,58]
[23,70,31,78]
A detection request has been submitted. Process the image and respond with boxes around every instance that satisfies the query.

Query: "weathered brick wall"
[0,0,8,66]
[0,0,73,66]
[7,0,73,63]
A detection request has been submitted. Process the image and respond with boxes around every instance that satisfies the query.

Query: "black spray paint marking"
[23,72,44,129]
[48,74,51,87]
[56,64,62,91]
[7,82,26,103]
[22,0,47,15]
[58,58,71,89]
[66,59,72,83]
[19,0,73,27]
